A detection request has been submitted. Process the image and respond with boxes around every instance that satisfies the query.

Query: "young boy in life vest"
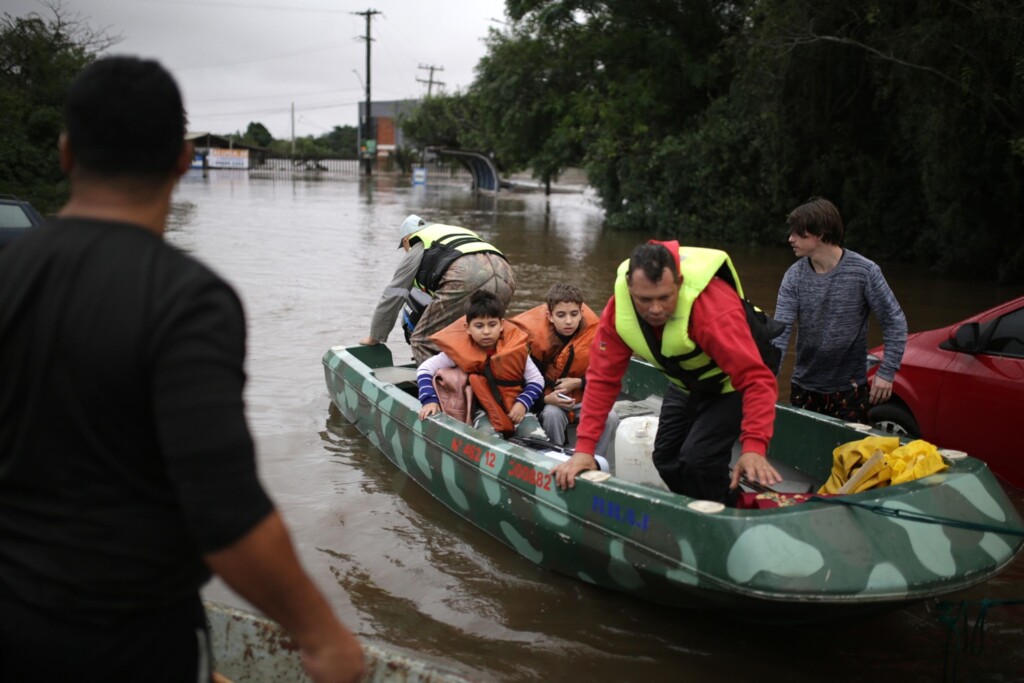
[513,283,620,457]
[417,290,550,441]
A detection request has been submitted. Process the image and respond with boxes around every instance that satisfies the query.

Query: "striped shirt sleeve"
[516,357,545,410]
[416,351,455,405]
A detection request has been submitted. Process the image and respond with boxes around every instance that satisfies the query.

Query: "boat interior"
[371,362,820,496]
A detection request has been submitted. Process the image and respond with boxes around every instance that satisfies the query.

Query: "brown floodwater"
[180,170,1024,682]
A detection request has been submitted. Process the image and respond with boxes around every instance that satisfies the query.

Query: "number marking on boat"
[506,461,552,491]
[451,437,497,468]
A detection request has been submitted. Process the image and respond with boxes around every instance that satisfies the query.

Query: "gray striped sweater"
[772,249,907,393]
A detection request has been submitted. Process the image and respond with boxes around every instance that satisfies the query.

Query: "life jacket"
[512,303,600,404]
[614,245,745,394]
[409,224,506,295]
[430,318,531,435]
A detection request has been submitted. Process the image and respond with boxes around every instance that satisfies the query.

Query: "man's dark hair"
[65,56,187,179]
[786,197,845,246]
[544,283,584,311]
[466,290,505,322]
[627,243,679,284]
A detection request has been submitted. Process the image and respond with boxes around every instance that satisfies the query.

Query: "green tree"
[242,121,273,148]
[466,0,1023,282]
[0,2,119,213]
[319,125,358,158]
[698,0,1024,280]
[400,92,485,151]
[265,125,358,159]
[470,19,588,194]
[473,0,739,206]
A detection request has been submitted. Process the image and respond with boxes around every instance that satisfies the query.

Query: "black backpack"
[742,298,785,373]
[401,288,433,344]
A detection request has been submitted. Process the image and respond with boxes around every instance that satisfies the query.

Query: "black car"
[0,194,44,251]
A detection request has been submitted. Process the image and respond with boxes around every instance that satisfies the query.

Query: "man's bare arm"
[204,511,365,683]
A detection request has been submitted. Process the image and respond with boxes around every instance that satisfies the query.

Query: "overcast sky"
[7,0,508,139]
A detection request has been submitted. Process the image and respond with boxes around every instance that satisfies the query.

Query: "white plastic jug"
[613,415,668,490]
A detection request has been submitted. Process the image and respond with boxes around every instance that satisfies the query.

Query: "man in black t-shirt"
[0,57,364,683]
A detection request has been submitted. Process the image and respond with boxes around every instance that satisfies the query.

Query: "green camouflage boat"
[323,344,1024,618]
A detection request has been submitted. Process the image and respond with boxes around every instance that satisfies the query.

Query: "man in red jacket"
[552,241,781,503]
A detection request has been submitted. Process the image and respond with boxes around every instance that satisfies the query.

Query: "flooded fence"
[251,157,360,176]
[248,156,473,182]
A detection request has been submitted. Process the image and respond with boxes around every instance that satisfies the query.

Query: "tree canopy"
[401,0,1024,283]
[243,121,273,148]
[262,125,359,158]
[0,3,118,213]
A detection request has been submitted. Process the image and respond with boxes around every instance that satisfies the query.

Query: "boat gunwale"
[323,344,1024,606]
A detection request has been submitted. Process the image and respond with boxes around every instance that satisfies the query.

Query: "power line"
[191,99,362,119]
[189,88,360,105]
[138,0,350,13]
[173,41,342,72]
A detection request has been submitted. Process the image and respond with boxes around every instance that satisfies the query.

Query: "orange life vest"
[512,303,599,403]
[430,318,531,435]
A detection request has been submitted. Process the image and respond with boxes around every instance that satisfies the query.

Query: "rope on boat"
[935,598,1024,682]
[808,495,1024,537]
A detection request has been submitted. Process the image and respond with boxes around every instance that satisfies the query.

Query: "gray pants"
[539,404,619,457]
[411,253,516,364]
[473,409,548,441]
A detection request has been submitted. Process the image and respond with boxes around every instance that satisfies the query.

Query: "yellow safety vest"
[410,224,504,294]
[614,246,745,393]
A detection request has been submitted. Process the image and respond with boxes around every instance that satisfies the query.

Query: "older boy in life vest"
[417,290,550,441]
[513,283,619,457]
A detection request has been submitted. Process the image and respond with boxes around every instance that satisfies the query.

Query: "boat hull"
[324,344,1023,617]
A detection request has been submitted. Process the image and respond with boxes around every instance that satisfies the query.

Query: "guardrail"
[246,157,472,179]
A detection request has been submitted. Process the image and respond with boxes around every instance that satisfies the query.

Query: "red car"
[866,296,1024,489]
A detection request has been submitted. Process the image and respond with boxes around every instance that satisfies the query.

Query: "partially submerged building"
[186,132,268,170]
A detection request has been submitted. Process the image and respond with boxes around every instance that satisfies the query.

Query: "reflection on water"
[184,171,1024,682]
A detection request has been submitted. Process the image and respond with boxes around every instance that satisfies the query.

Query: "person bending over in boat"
[551,241,782,504]
[773,197,907,422]
[360,215,516,364]
[0,57,363,683]
[513,283,619,457]
[417,290,550,441]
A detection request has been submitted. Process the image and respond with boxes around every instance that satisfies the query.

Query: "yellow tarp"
[818,435,949,494]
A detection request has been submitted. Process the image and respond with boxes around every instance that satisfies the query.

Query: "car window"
[985,307,1024,358]
[0,205,33,229]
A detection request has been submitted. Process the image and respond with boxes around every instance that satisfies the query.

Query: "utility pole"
[416,64,445,97]
[353,8,381,176]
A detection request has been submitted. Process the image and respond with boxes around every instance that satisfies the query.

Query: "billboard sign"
[208,148,250,169]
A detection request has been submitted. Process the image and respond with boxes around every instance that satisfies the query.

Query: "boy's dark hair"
[465,290,504,322]
[65,56,187,179]
[786,197,844,246]
[627,243,679,284]
[544,283,584,311]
